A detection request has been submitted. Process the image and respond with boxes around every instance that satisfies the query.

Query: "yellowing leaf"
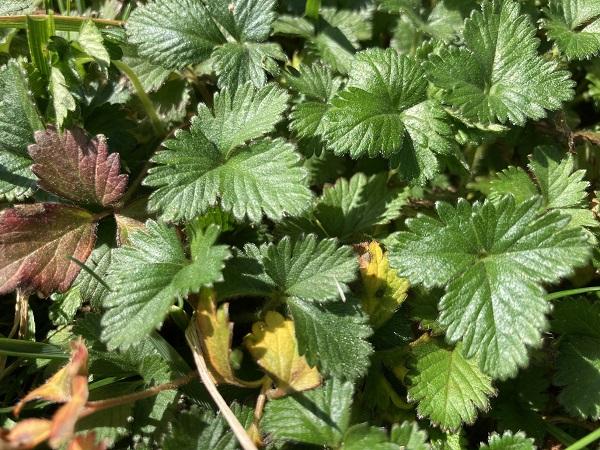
[358,241,409,328]
[194,289,262,387]
[245,311,321,397]
[14,338,88,416]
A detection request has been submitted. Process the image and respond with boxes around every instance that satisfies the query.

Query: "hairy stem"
[565,426,600,450]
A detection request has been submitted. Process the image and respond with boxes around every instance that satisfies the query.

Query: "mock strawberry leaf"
[543,0,600,60]
[28,126,128,208]
[145,83,312,222]
[408,342,495,431]
[0,204,97,296]
[0,60,43,201]
[389,196,591,379]
[479,432,535,450]
[101,222,230,350]
[425,0,574,126]
[322,48,460,183]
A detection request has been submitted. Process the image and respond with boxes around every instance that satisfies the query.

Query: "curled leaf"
[245,311,321,397]
[14,339,88,416]
[6,419,52,449]
[195,289,263,387]
[0,204,97,296]
[28,126,128,208]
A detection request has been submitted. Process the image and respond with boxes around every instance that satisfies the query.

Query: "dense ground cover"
[1,0,600,448]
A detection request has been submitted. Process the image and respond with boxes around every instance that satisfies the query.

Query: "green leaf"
[72,244,112,309]
[544,0,600,60]
[288,297,373,380]
[0,60,43,201]
[50,67,76,128]
[144,83,312,223]
[341,424,399,450]
[553,299,600,420]
[479,432,535,450]
[126,0,225,70]
[0,338,68,360]
[0,203,97,296]
[388,196,591,379]
[262,378,354,447]
[390,421,431,450]
[212,42,285,90]
[204,0,276,42]
[219,234,357,302]
[425,0,574,126]
[0,0,36,14]
[101,222,230,350]
[78,20,110,66]
[489,147,597,232]
[122,45,172,92]
[163,404,254,450]
[280,173,409,243]
[323,48,459,183]
[408,342,495,431]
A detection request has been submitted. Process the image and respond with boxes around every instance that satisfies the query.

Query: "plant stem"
[186,323,259,450]
[545,286,600,301]
[81,372,197,416]
[305,0,321,19]
[565,427,600,450]
[0,14,123,30]
[113,60,165,136]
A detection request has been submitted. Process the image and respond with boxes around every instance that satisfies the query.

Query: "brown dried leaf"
[0,204,97,296]
[29,126,128,207]
[6,419,51,449]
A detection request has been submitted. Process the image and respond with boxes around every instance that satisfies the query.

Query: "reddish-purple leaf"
[0,203,97,296]
[28,126,128,207]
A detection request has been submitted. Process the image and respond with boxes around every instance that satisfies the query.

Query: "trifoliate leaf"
[0,60,43,201]
[212,42,285,90]
[479,432,535,450]
[553,299,600,420]
[285,64,342,103]
[288,297,373,380]
[341,424,399,450]
[77,20,110,66]
[425,0,574,126]
[280,173,410,242]
[489,148,597,232]
[263,235,357,302]
[543,0,600,60]
[408,342,495,431]
[0,204,97,296]
[358,241,410,328]
[144,84,312,223]
[390,421,431,450]
[323,48,459,183]
[126,0,225,70]
[245,311,321,395]
[163,404,254,450]
[101,222,230,350]
[204,0,276,42]
[388,196,591,379]
[262,378,354,447]
[50,67,76,128]
[194,289,261,387]
[28,126,128,208]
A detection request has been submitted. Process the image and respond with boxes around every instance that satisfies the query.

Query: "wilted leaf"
[6,419,52,449]
[29,126,128,208]
[195,289,262,387]
[0,204,97,296]
[245,311,321,396]
[358,241,409,328]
